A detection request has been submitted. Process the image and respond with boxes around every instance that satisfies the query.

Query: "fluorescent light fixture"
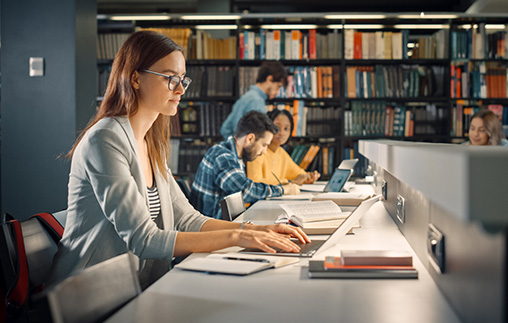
[109,15,170,21]
[485,24,507,30]
[393,24,450,29]
[324,14,386,19]
[343,24,385,29]
[195,25,238,30]
[326,25,344,29]
[397,13,458,19]
[180,15,241,20]
[260,24,318,29]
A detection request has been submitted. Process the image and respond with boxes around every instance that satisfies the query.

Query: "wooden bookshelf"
[96,14,508,177]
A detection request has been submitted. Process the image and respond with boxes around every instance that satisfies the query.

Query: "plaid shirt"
[190,136,284,218]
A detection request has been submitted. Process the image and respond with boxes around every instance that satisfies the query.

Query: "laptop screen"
[324,169,352,192]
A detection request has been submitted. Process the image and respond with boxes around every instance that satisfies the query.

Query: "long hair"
[471,109,506,146]
[68,30,184,181]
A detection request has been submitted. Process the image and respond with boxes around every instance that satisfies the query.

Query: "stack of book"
[309,250,418,279]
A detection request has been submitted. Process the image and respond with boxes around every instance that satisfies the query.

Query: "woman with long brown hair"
[465,109,508,146]
[49,31,309,287]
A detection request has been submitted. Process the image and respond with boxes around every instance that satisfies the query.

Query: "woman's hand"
[303,171,320,184]
[233,223,311,254]
[249,223,310,244]
[294,171,321,185]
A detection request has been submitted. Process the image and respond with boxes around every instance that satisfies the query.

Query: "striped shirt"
[147,181,161,221]
[189,136,283,219]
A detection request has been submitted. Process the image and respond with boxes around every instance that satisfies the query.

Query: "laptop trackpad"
[240,239,326,257]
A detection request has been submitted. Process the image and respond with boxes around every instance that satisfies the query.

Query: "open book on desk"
[174,253,299,275]
[276,200,359,234]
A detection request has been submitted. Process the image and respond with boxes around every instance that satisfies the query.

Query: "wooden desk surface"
[106,197,461,323]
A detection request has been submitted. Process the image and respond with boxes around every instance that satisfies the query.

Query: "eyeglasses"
[143,69,192,91]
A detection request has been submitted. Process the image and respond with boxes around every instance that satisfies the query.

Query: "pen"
[272,171,283,186]
[223,257,270,263]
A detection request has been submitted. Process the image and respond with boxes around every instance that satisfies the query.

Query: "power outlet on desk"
[396,194,405,223]
[381,180,387,200]
[428,224,445,273]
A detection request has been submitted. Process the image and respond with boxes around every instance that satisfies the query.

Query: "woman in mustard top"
[247,109,320,185]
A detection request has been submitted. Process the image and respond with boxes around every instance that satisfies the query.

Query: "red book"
[353,31,362,59]
[238,33,244,59]
[309,29,317,60]
[324,256,415,271]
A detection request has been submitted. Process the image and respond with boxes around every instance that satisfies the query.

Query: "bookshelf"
[96,13,508,178]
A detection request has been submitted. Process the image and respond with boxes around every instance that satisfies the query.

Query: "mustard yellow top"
[246,146,306,185]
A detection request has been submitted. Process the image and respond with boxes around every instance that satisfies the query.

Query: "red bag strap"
[31,212,64,241]
[6,220,29,312]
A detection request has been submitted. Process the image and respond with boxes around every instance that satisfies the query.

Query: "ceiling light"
[324,14,386,19]
[393,24,449,29]
[180,15,241,20]
[397,13,458,19]
[194,25,238,30]
[108,15,170,21]
[260,24,318,29]
[485,24,507,30]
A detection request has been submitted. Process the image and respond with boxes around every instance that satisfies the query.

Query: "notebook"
[338,158,359,171]
[239,195,381,257]
[301,168,353,193]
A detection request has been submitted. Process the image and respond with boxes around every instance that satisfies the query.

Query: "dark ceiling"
[97,0,479,14]
[231,0,477,13]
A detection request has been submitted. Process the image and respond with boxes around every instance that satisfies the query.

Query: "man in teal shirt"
[220,61,287,139]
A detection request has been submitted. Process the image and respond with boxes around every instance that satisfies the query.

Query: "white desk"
[107,199,461,323]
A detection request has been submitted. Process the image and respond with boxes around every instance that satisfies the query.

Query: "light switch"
[29,57,44,77]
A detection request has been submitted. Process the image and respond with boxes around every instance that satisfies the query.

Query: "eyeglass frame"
[142,69,192,91]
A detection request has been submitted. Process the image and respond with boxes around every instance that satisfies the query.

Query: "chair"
[44,252,141,323]
[176,177,191,200]
[0,211,65,322]
[219,192,246,221]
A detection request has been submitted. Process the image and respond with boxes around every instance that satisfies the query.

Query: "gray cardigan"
[49,116,209,283]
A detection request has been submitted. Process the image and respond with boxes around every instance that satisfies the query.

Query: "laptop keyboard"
[271,239,325,256]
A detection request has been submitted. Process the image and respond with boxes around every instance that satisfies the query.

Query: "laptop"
[338,158,359,171]
[300,168,354,193]
[240,195,381,257]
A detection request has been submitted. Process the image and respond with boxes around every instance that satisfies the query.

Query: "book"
[308,260,418,279]
[278,200,349,227]
[340,250,413,266]
[175,253,298,276]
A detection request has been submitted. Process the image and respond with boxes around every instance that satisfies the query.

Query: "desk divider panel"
[360,140,507,323]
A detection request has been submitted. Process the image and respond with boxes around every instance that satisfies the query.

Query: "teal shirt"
[220,85,268,139]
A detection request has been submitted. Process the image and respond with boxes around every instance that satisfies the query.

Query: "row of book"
[345,101,449,137]
[450,25,508,60]
[240,29,342,60]
[177,102,232,137]
[239,66,341,99]
[450,61,508,99]
[409,31,448,59]
[268,101,342,137]
[344,65,446,98]
[344,30,447,60]
[188,30,236,60]
[287,143,336,176]
[281,66,340,99]
[169,139,209,175]
[343,142,369,177]
[451,103,508,137]
[185,65,236,98]
[97,32,130,60]
[98,64,236,98]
